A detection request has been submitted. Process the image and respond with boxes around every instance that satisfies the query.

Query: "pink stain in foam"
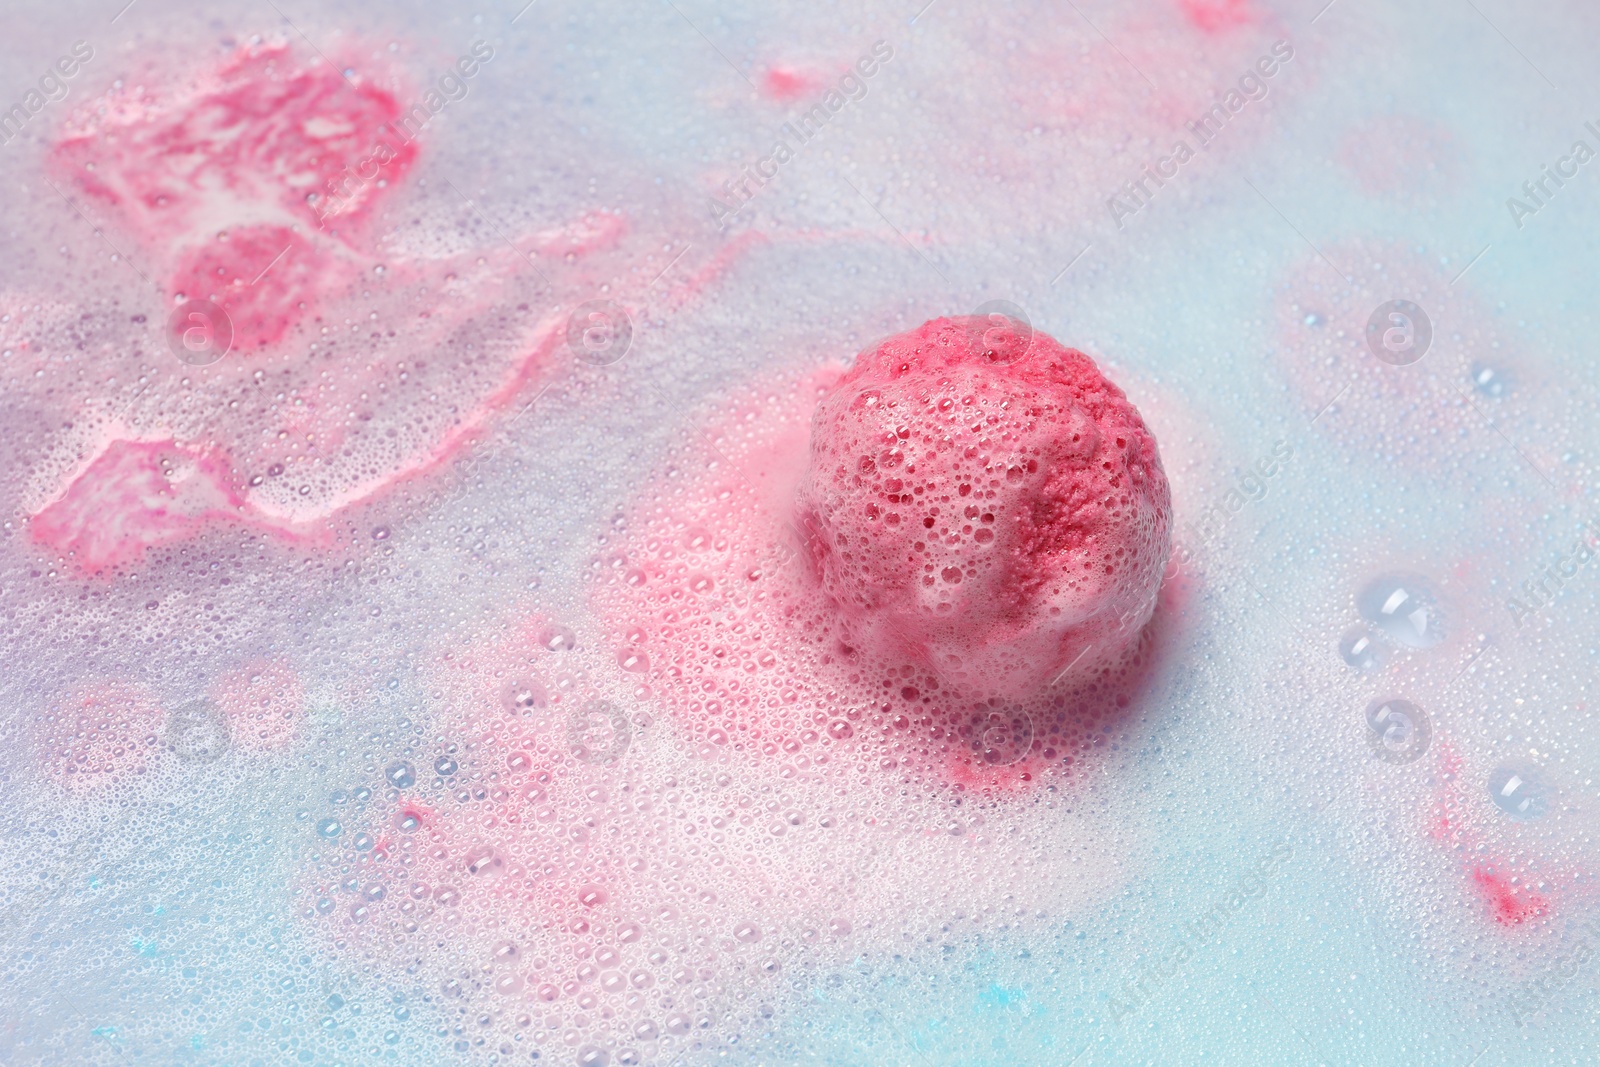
[30,437,321,573]
[1428,739,1553,929]
[1471,866,1550,927]
[1175,0,1256,33]
[592,320,1178,793]
[762,66,820,101]
[166,225,335,350]
[52,40,417,350]
[31,37,734,572]
[53,42,416,233]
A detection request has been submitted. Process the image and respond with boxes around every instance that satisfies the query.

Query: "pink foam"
[51,40,417,239]
[51,40,416,349]
[166,223,347,351]
[1471,866,1550,927]
[591,326,1179,793]
[1175,0,1257,33]
[29,437,322,573]
[796,317,1172,700]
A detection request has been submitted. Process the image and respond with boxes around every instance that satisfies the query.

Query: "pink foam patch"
[1471,866,1550,928]
[51,40,417,238]
[167,224,345,351]
[31,438,252,572]
[592,330,1180,793]
[49,39,413,353]
[1176,0,1256,33]
[762,66,821,101]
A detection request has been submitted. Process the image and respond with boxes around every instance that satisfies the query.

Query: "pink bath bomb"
[796,316,1171,698]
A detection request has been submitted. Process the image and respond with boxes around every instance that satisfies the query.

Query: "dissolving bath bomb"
[796,315,1172,699]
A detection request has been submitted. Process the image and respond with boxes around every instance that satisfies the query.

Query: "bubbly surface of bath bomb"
[796,316,1172,697]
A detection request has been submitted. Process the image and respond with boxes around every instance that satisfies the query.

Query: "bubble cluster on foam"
[299,682,1125,1065]
[797,316,1171,701]
[583,341,1173,851]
